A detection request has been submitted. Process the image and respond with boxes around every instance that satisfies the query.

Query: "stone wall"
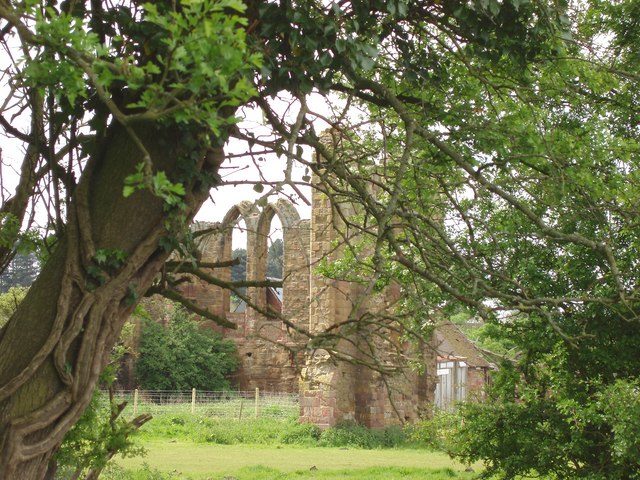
[298,175,437,428]
[185,187,437,427]
[187,200,310,393]
[466,367,489,401]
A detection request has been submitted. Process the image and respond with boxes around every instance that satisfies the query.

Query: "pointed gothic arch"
[254,199,302,312]
[219,202,260,313]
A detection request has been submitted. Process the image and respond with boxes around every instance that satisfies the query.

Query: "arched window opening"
[266,216,283,314]
[229,218,248,314]
[256,199,300,317]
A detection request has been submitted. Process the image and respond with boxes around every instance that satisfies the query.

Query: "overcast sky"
[0,89,329,230]
[0,33,348,245]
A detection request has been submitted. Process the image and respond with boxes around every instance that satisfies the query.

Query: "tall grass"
[104,464,475,480]
[137,412,445,449]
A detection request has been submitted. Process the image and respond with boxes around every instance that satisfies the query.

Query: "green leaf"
[122,185,137,198]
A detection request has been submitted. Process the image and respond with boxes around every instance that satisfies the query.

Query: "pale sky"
[0,88,339,253]
[0,31,350,241]
[195,100,315,225]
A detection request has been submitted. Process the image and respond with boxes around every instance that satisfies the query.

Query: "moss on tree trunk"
[0,122,221,478]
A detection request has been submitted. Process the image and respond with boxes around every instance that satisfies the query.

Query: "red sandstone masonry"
[186,173,438,427]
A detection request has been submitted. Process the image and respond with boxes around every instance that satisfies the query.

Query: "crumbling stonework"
[185,199,309,393]
[185,182,438,428]
[297,180,437,428]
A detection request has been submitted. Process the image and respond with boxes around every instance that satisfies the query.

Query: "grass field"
[112,441,477,479]
[99,409,477,479]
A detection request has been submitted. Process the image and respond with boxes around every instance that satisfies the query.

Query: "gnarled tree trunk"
[0,122,222,478]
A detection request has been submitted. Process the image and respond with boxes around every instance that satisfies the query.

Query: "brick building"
[434,322,495,409]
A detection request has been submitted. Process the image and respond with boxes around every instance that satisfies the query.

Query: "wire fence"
[110,389,299,421]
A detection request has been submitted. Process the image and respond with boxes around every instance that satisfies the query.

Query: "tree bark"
[0,122,221,478]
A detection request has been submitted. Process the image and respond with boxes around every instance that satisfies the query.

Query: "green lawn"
[114,441,477,479]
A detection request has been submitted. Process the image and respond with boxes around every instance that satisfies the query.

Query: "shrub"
[378,425,407,448]
[56,343,150,479]
[279,421,322,445]
[318,421,408,449]
[407,410,463,451]
[55,390,148,479]
[135,307,238,391]
[452,378,640,479]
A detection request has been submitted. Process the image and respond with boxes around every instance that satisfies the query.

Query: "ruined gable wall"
[187,187,437,426]
[299,177,437,428]
[299,183,359,427]
[298,131,437,428]
[188,200,310,393]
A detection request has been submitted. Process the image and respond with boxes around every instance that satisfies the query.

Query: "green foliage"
[306,2,640,477]
[136,0,260,130]
[317,421,407,449]
[103,463,175,480]
[279,421,322,446]
[451,314,518,359]
[231,240,283,284]
[123,164,186,208]
[266,238,284,279]
[0,213,21,251]
[0,287,28,328]
[406,411,463,452]
[452,376,640,479]
[256,0,564,96]
[22,0,259,133]
[56,335,147,478]
[55,391,146,478]
[597,380,640,470]
[137,413,418,449]
[135,307,238,390]
[138,414,309,445]
[0,214,41,256]
[231,248,247,300]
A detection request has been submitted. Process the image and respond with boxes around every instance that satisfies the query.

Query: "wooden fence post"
[238,398,244,420]
[133,389,139,416]
[254,387,259,418]
[191,388,196,414]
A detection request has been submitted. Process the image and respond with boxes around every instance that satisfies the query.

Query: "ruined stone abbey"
[176,182,492,428]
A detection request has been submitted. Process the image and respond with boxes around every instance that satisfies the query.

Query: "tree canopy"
[1,0,640,477]
[135,307,238,391]
[0,253,39,292]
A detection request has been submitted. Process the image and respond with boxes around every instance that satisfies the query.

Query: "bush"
[280,421,322,445]
[378,425,407,448]
[318,421,408,449]
[56,342,149,479]
[452,378,640,479]
[407,410,463,451]
[55,390,147,479]
[135,307,238,390]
